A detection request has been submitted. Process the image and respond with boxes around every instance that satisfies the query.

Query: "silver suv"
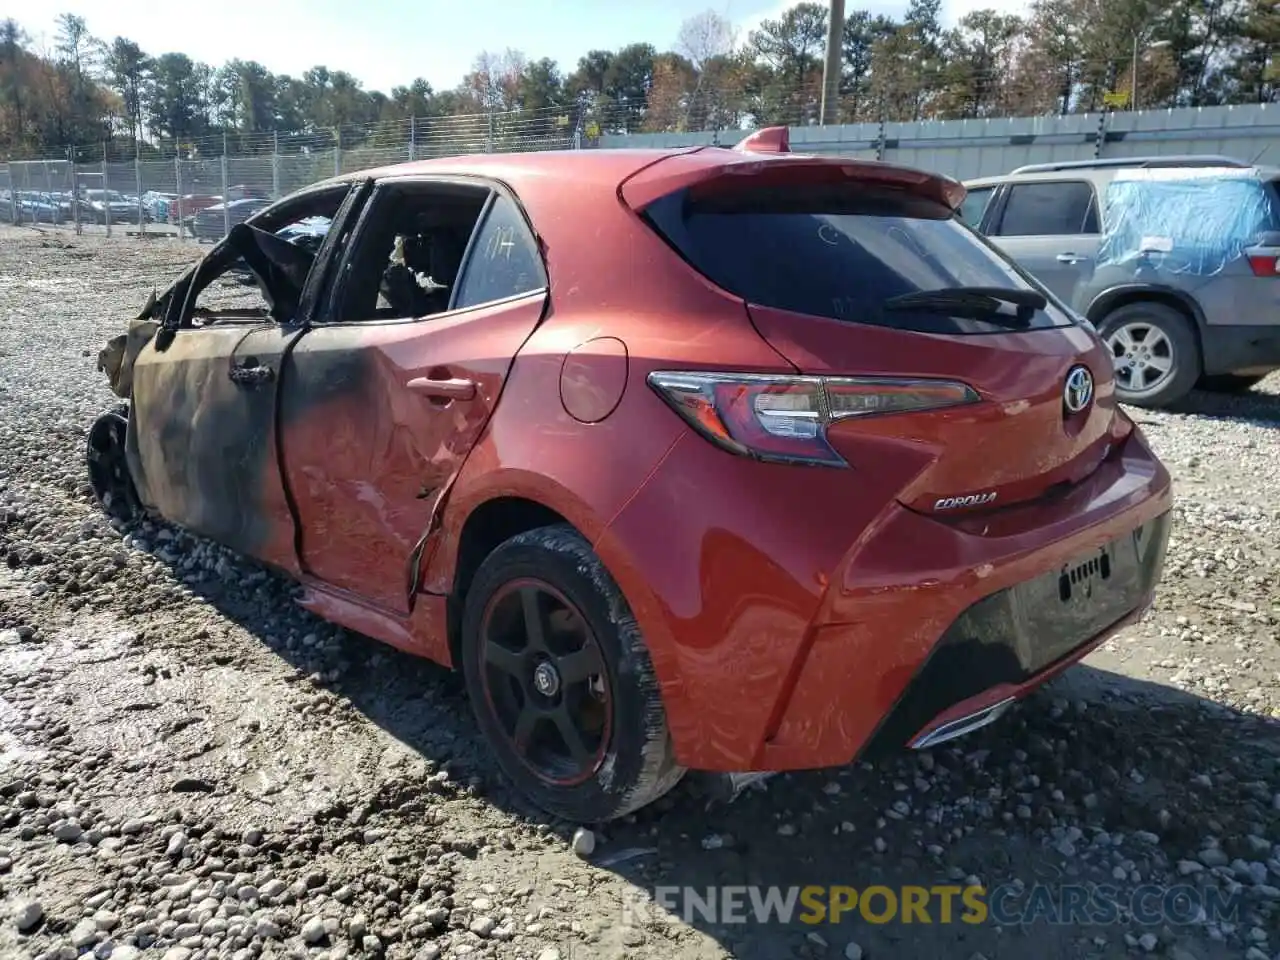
[963,156,1280,408]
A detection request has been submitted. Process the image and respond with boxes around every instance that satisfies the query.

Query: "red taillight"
[1248,253,1280,277]
[646,371,980,466]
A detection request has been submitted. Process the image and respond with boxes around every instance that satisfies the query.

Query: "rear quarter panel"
[420,190,799,759]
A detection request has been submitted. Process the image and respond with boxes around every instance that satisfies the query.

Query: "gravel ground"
[0,225,1278,960]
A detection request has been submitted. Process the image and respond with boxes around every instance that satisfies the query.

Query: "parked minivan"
[963,156,1280,407]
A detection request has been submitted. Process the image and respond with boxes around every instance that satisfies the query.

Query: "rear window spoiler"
[621,144,967,213]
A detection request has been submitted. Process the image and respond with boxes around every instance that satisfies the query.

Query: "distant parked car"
[83,189,137,224]
[224,183,270,202]
[964,155,1280,407]
[142,192,177,223]
[188,198,273,240]
[172,194,221,224]
[14,192,64,224]
[53,192,94,222]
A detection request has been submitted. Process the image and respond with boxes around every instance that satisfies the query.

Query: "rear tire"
[459,523,684,823]
[1198,373,1266,394]
[1098,302,1200,409]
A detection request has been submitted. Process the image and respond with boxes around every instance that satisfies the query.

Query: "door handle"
[406,375,477,401]
[1056,253,1090,264]
[228,360,274,386]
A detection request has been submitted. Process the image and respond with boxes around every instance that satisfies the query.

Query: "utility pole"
[1131,33,1139,110]
[820,0,846,126]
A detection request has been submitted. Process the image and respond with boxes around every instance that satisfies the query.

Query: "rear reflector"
[1248,253,1280,277]
[647,371,979,466]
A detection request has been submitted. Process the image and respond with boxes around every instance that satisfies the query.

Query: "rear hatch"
[625,153,1126,515]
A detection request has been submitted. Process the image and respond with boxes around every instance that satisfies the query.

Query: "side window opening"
[995,181,1099,237]
[184,187,346,327]
[336,181,491,323]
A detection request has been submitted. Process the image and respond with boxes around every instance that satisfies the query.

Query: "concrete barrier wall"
[599,103,1280,180]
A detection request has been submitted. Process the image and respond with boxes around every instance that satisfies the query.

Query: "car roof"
[965,156,1279,188]
[296,143,966,310]
[307,145,952,271]
[326,148,692,194]
[316,145,963,239]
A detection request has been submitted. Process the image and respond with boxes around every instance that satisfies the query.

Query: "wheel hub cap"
[532,660,561,698]
[1106,321,1173,391]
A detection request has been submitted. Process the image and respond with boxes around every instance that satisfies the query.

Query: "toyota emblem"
[1063,365,1094,415]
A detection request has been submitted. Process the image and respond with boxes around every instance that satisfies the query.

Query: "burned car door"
[123,183,366,574]
[278,178,548,613]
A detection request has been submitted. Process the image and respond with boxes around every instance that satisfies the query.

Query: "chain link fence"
[5,99,1275,243]
[0,111,582,242]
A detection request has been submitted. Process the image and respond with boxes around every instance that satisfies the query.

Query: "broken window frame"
[157,181,369,334]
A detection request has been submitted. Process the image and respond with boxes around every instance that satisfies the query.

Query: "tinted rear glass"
[643,181,1074,335]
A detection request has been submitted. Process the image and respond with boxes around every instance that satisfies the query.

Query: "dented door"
[127,322,303,572]
[277,293,546,611]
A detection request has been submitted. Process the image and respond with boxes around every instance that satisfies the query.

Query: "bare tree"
[677,10,739,128]
[678,10,738,70]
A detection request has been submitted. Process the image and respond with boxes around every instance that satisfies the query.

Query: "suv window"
[642,180,1073,335]
[995,181,1098,237]
[453,197,546,309]
[959,186,994,228]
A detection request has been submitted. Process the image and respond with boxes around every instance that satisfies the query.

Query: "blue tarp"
[1096,171,1278,277]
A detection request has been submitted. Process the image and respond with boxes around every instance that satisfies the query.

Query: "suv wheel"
[459,524,685,823]
[1099,302,1200,408]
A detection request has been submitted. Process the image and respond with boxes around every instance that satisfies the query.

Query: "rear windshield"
[642,181,1075,335]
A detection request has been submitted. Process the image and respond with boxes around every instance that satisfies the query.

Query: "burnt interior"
[336,182,490,322]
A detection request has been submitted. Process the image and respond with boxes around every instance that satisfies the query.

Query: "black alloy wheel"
[459,524,685,823]
[478,578,612,786]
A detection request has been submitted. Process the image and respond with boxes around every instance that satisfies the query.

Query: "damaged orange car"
[88,130,1173,823]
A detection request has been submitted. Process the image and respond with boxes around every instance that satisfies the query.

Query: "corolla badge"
[1063,365,1094,414]
[934,491,998,511]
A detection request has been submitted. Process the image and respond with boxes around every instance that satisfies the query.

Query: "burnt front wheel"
[86,410,140,522]
[460,524,684,823]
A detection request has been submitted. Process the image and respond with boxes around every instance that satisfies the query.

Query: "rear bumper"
[601,424,1173,772]
[1202,323,1280,376]
[863,510,1169,759]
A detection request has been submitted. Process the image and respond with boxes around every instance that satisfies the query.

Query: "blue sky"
[8,0,1029,95]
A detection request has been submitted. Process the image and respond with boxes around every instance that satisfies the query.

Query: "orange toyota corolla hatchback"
[88,129,1172,823]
